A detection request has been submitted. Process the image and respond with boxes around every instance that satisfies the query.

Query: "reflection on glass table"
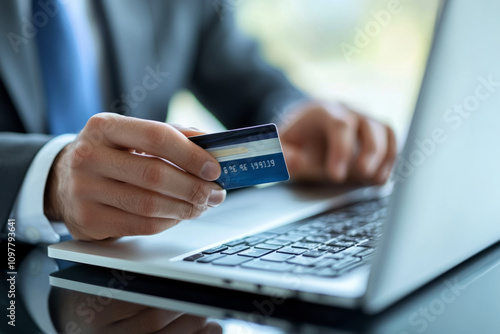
[48,240,500,334]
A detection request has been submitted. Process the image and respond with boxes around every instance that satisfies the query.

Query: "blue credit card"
[189,124,290,189]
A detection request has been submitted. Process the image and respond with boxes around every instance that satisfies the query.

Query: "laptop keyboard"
[183,197,389,278]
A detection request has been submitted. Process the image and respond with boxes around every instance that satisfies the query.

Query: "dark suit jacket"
[0,0,304,228]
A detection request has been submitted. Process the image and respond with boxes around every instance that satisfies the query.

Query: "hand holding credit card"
[189,124,289,190]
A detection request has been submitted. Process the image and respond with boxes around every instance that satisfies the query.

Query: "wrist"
[44,145,68,221]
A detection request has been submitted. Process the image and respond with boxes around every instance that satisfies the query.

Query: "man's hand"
[280,102,397,184]
[44,113,226,241]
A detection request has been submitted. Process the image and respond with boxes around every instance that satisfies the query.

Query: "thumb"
[282,144,308,179]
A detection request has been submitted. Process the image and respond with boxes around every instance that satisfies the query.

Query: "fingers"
[374,126,397,183]
[91,178,209,220]
[279,102,397,185]
[84,114,221,181]
[282,143,321,181]
[355,116,388,179]
[169,123,206,137]
[324,112,357,183]
[80,145,226,207]
[68,202,182,240]
[280,104,357,182]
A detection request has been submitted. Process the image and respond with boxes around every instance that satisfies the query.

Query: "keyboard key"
[344,236,370,244]
[202,245,228,254]
[277,247,306,255]
[317,245,345,253]
[197,254,226,263]
[287,256,319,266]
[304,235,330,243]
[244,237,265,246]
[287,230,312,237]
[340,246,366,257]
[302,250,326,258]
[254,243,282,251]
[324,253,345,260]
[327,240,355,248]
[275,234,304,242]
[355,247,376,258]
[313,258,337,268]
[291,242,318,249]
[241,260,295,272]
[261,253,294,262]
[222,245,250,255]
[296,225,322,233]
[324,226,345,234]
[224,239,246,247]
[224,239,245,247]
[238,248,273,258]
[183,253,204,261]
[212,255,252,266]
[264,239,291,246]
[252,232,278,239]
[358,239,380,248]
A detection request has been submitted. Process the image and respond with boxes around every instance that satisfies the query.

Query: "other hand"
[280,101,396,185]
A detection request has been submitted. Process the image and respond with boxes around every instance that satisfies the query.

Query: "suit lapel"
[0,0,46,133]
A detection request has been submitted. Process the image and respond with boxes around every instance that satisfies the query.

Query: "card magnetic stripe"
[189,124,278,148]
[206,137,282,162]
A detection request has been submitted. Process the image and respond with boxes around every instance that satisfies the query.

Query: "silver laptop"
[48,0,500,313]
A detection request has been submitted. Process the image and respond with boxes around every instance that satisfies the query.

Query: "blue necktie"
[34,0,101,135]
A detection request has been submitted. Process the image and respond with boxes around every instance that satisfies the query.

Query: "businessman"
[0,0,396,243]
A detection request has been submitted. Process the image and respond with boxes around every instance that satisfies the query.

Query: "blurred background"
[167,0,440,142]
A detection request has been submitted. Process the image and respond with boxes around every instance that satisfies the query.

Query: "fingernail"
[201,161,220,180]
[208,189,226,207]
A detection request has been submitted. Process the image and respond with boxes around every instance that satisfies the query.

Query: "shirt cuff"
[11,134,76,244]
